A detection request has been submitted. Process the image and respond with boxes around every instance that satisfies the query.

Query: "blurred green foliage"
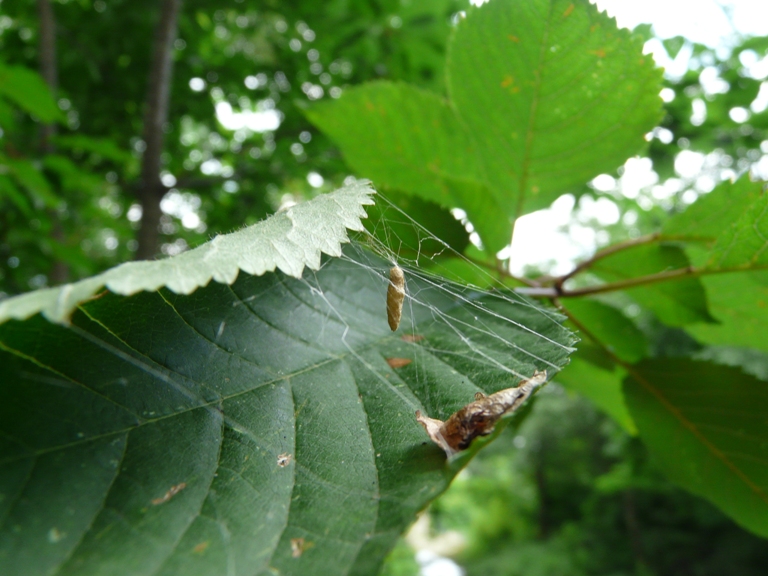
[0,0,464,293]
[426,389,768,576]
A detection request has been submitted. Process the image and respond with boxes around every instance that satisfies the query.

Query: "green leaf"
[306,0,662,250]
[561,297,648,362]
[662,36,687,59]
[664,177,764,243]
[305,82,511,252]
[686,271,768,352]
[0,64,64,124]
[555,355,636,434]
[0,250,576,575]
[43,155,104,196]
[0,174,32,216]
[5,158,60,208]
[0,182,375,324]
[592,244,714,326]
[706,188,768,269]
[52,134,132,164]
[625,358,768,538]
[447,0,663,217]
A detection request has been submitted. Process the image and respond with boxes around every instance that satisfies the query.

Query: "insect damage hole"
[386,265,406,331]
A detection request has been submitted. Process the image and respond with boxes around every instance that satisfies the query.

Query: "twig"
[560,266,695,297]
[553,232,710,291]
[517,262,768,299]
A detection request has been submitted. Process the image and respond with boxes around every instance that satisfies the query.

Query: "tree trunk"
[135,0,182,260]
[37,0,69,284]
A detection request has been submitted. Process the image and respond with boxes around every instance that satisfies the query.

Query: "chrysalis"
[416,370,547,457]
[386,265,405,331]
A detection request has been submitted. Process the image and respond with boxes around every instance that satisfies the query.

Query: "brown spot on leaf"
[563,3,575,17]
[193,541,210,554]
[277,453,293,467]
[386,357,412,369]
[590,48,606,58]
[501,76,514,88]
[401,334,424,343]
[508,35,519,42]
[291,537,313,558]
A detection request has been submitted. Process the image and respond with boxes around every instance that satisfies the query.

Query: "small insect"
[416,370,547,457]
[386,265,406,331]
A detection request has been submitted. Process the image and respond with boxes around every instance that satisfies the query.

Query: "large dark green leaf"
[0,255,575,574]
[625,359,768,538]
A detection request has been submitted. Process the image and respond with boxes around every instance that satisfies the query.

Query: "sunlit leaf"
[447,0,662,217]
[664,177,763,243]
[706,189,768,269]
[305,82,511,252]
[306,0,662,250]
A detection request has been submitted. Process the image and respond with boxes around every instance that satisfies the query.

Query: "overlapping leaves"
[306,0,662,252]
